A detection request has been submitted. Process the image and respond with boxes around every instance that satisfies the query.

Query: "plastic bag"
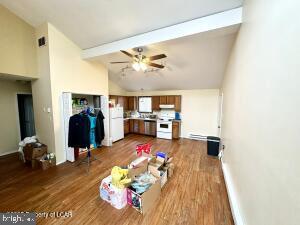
[99,175,127,209]
[111,166,131,189]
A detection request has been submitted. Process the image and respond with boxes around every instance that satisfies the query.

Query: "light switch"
[47,108,51,113]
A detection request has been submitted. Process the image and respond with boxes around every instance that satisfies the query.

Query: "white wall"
[0,79,32,155]
[221,0,300,224]
[127,89,220,138]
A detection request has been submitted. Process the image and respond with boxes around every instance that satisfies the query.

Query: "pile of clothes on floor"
[99,143,175,214]
[17,136,56,170]
[18,136,40,162]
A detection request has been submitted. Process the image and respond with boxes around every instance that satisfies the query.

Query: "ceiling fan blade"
[148,54,167,61]
[147,62,164,69]
[110,61,130,64]
[120,50,136,59]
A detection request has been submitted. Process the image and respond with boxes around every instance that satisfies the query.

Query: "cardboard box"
[127,178,161,215]
[148,157,164,177]
[39,157,56,170]
[128,157,149,179]
[127,157,161,214]
[23,144,47,161]
[148,157,168,187]
[160,169,168,188]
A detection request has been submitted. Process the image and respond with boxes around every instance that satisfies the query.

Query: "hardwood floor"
[0,134,233,225]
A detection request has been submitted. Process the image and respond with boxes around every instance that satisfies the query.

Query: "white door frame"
[217,92,224,138]
[61,92,110,163]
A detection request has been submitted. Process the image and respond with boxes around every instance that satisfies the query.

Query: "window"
[138,97,152,113]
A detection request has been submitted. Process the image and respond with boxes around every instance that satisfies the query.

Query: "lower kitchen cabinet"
[139,120,145,134]
[127,119,156,136]
[172,121,180,139]
[124,119,129,135]
[133,120,139,133]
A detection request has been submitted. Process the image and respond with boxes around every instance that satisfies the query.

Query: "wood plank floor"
[0,134,233,225]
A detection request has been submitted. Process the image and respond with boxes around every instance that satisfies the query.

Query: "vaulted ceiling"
[98,25,239,91]
[0,0,242,49]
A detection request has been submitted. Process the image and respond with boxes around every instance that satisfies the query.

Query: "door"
[17,94,36,140]
[111,118,124,142]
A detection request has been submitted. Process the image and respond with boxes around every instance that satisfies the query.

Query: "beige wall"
[108,80,127,95]
[221,0,300,224]
[31,24,56,156]
[0,79,32,155]
[0,5,37,78]
[47,23,108,163]
[126,89,220,138]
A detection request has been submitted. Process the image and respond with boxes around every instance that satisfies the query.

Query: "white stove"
[157,110,175,140]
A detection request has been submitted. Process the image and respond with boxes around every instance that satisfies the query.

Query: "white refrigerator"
[109,107,124,142]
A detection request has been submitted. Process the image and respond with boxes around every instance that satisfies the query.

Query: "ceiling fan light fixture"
[132,62,140,71]
[140,62,147,71]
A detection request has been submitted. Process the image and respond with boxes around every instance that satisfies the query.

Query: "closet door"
[62,92,75,162]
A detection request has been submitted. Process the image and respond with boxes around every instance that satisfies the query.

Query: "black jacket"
[95,110,105,145]
[68,114,90,148]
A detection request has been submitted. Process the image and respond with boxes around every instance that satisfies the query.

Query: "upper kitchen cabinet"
[128,96,137,111]
[152,96,160,111]
[109,95,118,104]
[109,95,128,110]
[160,96,167,104]
[167,96,175,105]
[174,95,182,112]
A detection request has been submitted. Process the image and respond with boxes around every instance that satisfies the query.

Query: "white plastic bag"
[99,175,127,209]
[110,184,127,209]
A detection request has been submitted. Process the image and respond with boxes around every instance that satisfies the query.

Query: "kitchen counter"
[124,117,157,121]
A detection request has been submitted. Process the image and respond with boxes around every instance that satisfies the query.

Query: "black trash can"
[207,136,220,156]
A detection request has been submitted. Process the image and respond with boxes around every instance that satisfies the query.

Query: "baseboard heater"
[188,133,207,141]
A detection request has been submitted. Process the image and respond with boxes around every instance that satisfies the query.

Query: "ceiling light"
[140,62,147,71]
[132,62,140,71]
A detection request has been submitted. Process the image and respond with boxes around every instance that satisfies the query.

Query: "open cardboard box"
[127,157,161,215]
[148,156,168,188]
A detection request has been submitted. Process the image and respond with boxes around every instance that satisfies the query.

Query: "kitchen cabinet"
[174,95,182,112]
[167,95,175,105]
[128,119,156,136]
[138,120,145,134]
[160,96,167,104]
[129,119,134,133]
[109,95,118,105]
[117,96,128,110]
[172,121,180,139]
[124,120,129,135]
[152,96,160,111]
[133,120,139,133]
[128,96,137,111]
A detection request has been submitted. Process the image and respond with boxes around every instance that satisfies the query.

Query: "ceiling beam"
[82,7,242,60]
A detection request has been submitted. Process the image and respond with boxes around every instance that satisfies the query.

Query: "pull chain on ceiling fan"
[110,48,167,71]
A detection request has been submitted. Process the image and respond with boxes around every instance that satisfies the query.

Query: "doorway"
[17,94,36,140]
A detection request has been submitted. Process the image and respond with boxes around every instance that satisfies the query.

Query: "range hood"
[159,104,175,109]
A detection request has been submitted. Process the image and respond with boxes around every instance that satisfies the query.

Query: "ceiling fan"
[110,48,167,71]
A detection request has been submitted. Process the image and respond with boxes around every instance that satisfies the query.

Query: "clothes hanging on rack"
[68,114,90,148]
[95,110,105,146]
[88,114,97,148]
